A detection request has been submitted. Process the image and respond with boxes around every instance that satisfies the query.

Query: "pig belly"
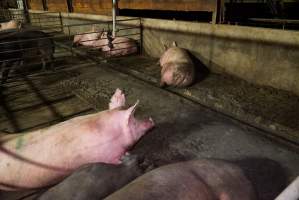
[160,47,193,67]
[105,159,256,200]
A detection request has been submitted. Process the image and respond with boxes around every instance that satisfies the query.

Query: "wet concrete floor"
[0,55,298,200]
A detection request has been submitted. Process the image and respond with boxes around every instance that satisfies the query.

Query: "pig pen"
[0,9,298,200]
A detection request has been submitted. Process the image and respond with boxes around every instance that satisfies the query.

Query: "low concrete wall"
[142,19,299,96]
[28,10,299,96]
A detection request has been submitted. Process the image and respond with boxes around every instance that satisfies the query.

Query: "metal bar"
[0,37,53,45]
[112,0,117,37]
[117,27,140,31]
[22,0,30,24]
[59,12,63,33]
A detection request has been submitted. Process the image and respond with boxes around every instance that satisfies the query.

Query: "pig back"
[160,47,193,67]
[104,159,256,200]
[38,161,142,200]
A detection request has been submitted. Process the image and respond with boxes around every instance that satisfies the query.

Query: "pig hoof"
[109,88,126,110]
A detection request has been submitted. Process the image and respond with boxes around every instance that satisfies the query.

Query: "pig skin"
[73,26,102,48]
[0,20,20,31]
[159,45,195,87]
[0,88,154,191]
[100,32,138,57]
[104,159,257,200]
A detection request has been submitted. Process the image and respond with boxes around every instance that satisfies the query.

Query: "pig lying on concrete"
[37,154,143,200]
[0,88,154,191]
[0,20,21,31]
[73,25,102,48]
[105,159,257,200]
[159,42,195,87]
[100,32,138,57]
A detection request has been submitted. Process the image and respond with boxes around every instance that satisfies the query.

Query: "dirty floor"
[0,53,298,200]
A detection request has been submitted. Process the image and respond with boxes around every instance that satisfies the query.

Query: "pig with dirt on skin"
[0,20,21,31]
[0,88,154,191]
[159,42,195,87]
[100,32,138,57]
[73,25,102,48]
[105,159,257,200]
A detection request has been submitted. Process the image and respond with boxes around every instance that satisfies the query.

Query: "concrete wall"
[28,10,299,96]
[142,19,299,96]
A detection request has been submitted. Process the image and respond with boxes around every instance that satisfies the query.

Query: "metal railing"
[0,9,142,84]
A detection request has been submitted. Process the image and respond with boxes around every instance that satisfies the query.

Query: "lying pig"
[105,159,257,200]
[73,25,102,47]
[0,20,21,31]
[37,154,143,200]
[159,42,195,87]
[0,88,154,191]
[100,32,138,57]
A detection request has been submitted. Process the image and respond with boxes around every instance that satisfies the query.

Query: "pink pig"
[159,42,195,87]
[0,89,154,191]
[73,26,102,48]
[100,32,138,57]
[0,20,21,31]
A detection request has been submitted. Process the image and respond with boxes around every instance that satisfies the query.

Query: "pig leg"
[109,88,126,110]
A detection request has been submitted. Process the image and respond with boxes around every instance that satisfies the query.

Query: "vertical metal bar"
[38,15,41,27]
[59,12,63,33]
[68,26,74,57]
[139,18,143,56]
[67,0,73,13]
[42,0,48,11]
[22,0,30,24]
[112,0,117,37]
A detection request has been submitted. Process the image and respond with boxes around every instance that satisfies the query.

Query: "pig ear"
[172,41,177,47]
[126,100,139,123]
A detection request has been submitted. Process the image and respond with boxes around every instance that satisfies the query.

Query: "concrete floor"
[0,54,298,200]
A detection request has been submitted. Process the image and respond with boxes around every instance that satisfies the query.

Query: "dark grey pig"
[0,29,54,84]
[37,154,143,200]
[105,159,257,200]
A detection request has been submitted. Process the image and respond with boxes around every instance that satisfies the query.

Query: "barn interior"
[0,0,298,199]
